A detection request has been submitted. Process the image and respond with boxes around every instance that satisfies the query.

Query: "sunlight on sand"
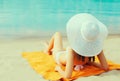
[0,35,120,81]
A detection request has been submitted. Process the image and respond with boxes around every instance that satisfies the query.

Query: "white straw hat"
[66,13,108,56]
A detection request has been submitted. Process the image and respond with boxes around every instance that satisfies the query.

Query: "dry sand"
[0,35,120,81]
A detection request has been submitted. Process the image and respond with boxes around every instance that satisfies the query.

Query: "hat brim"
[71,35,103,56]
[66,13,108,56]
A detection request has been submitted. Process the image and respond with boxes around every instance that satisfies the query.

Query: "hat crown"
[66,13,108,56]
[81,22,100,41]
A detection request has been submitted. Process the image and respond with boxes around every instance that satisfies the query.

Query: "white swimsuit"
[53,50,84,71]
[54,51,66,65]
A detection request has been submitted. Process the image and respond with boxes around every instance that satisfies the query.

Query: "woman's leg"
[46,32,64,55]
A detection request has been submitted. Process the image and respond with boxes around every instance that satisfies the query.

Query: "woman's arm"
[97,50,109,71]
[56,47,74,78]
[88,51,109,71]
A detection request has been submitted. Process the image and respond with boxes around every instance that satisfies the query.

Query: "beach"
[0,35,120,81]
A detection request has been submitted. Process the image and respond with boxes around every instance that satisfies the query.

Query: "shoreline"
[0,34,120,41]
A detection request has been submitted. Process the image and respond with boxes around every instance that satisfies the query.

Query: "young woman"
[44,13,109,79]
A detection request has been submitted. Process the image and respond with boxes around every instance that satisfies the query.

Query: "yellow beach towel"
[22,51,120,81]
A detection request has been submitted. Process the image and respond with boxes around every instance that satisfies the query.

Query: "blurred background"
[0,0,120,39]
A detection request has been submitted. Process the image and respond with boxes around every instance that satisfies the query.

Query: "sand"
[0,35,120,81]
